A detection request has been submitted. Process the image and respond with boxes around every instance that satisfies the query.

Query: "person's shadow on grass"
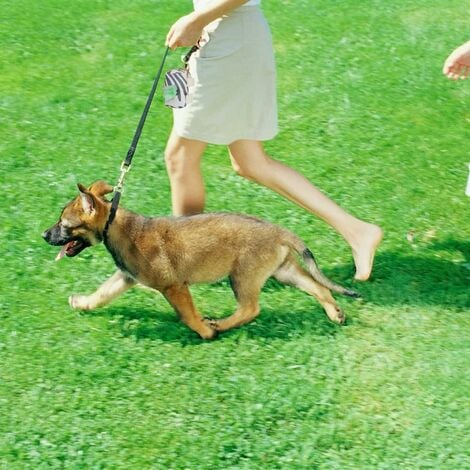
[326,238,470,311]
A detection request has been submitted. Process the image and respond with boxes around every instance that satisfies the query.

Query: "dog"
[42,181,358,339]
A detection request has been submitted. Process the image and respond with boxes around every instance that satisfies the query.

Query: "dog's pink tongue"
[55,245,67,262]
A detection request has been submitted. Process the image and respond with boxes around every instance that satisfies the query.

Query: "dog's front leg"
[69,270,136,310]
[162,285,217,340]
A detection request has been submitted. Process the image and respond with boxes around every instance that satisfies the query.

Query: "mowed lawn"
[1,0,469,468]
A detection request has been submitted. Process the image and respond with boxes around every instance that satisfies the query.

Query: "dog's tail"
[286,233,359,298]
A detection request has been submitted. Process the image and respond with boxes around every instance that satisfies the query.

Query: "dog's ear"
[88,180,114,199]
[77,183,96,215]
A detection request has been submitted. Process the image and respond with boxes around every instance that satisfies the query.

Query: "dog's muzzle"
[42,226,90,261]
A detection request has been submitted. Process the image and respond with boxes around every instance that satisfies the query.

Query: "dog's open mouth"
[55,239,89,261]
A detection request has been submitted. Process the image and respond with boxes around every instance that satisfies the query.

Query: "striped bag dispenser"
[163,68,190,109]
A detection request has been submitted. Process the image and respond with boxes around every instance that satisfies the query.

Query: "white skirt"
[172,5,278,145]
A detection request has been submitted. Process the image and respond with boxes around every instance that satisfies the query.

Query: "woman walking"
[165,0,382,281]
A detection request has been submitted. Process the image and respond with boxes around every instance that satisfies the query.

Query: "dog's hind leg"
[69,270,136,310]
[273,256,345,324]
[208,248,290,333]
[206,274,263,333]
[162,285,217,340]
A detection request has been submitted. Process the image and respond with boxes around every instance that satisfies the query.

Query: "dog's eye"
[61,220,81,230]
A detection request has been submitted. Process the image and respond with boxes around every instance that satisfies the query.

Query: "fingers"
[166,17,186,50]
[443,42,470,80]
[166,24,181,50]
[165,13,203,50]
[166,28,175,49]
[166,34,186,51]
[443,57,453,76]
[444,62,470,80]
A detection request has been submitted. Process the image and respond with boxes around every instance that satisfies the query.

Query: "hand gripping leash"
[103,46,170,240]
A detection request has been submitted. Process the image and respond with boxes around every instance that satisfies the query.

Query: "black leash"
[103,46,170,240]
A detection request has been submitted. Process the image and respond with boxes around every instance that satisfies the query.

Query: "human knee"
[230,152,272,181]
[165,135,206,178]
[164,145,182,176]
[165,145,199,180]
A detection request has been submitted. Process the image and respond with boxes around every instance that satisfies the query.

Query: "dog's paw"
[324,304,345,325]
[336,309,346,325]
[203,317,220,331]
[69,294,93,310]
[332,306,346,325]
[200,328,218,340]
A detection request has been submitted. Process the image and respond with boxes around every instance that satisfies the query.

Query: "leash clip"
[114,162,131,193]
[120,161,132,173]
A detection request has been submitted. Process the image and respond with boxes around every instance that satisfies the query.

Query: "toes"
[325,306,345,325]
[353,225,383,281]
[332,306,345,325]
[199,322,218,340]
[203,317,220,331]
[69,295,90,310]
[336,310,346,325]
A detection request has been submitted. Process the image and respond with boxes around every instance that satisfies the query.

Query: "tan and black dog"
[42,181,358,339]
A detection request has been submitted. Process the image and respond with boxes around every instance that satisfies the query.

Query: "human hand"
[443,41,470,80]
[166,13,203,49]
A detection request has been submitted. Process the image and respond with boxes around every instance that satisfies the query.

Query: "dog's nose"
[42,230,50,241]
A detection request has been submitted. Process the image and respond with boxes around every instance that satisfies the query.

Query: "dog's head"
[42,181,114,261]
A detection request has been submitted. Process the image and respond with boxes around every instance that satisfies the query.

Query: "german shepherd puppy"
[42,181,358,339]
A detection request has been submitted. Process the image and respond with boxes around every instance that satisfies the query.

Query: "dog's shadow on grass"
[92,302,341,345]
[84,238,469,344]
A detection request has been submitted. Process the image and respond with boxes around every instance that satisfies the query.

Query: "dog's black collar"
[103,190,121,242]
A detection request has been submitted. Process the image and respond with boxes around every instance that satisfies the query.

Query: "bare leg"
[164,128,208,216]
[69,270,136,310]
[163,284,216,339]
[274,258,345,324]
[228,140,383,281]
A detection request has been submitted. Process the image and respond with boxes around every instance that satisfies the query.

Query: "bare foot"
[352,223,383,281]
[69,294,94,310]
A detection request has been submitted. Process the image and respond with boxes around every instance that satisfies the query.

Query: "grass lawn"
[1,0,469,468]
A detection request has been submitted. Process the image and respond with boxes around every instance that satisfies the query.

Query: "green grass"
[1,0,469,468]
